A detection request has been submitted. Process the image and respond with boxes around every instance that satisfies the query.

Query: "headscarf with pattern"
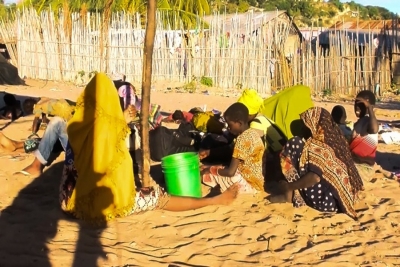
[299,107,364,220]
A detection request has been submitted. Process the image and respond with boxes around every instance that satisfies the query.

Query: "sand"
[1,79,400,267]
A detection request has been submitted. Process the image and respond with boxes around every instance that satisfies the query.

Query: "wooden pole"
[140,0,156,188]
[101,0,114,73]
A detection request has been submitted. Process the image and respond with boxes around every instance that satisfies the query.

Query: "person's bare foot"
[267,181,293,203]
[14,159,43,177]
[213,183,239,205]
[267,194,292,203]
[373,163,394,179]
[0,132,17,152]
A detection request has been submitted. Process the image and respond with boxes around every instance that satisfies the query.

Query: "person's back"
[233,127,265,191]
[192,111,224,134]
[250,114,286,153]
[33,97,75,121]
[29,97,75,135]
[331,105,352,142]
[149,122,197,161]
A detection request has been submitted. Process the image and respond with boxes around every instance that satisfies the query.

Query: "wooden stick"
[140,0,156,188]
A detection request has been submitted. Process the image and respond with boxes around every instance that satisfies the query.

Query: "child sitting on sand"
[201,102,265,194]
[350,91,379,165]
[331,105,353,142]
[349,90,386,181]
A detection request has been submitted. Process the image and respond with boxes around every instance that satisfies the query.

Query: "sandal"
[13,170,31,176]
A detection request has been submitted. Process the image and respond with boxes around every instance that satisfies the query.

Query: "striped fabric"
[133,99,163,130]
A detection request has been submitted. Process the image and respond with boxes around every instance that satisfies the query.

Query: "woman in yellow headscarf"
[59,73,238,223]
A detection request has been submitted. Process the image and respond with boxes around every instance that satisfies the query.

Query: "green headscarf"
[260,85,314,139]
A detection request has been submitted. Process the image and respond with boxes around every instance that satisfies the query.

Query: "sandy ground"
[1,79,400,267]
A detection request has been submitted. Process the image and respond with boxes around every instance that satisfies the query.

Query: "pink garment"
[202,165,257,194]
[118,84,136,109]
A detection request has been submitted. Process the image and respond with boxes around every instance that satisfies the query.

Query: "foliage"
[329,0,344,12]
[216,0,398,27]
[183,76,198,93]
[322,88,332,97]
[74,70,98,85]
[200,76,213,87]
[236,82,243,90]
[237,0,249,13]
[0,3,16,20]
[328,9,337,19]
[3,0,210,30]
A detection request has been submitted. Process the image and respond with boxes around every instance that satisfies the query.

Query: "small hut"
[320,19,400,86]
[203,10,303,56]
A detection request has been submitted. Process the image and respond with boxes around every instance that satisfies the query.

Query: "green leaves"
[14,0,210,29]
[26,0,211,16]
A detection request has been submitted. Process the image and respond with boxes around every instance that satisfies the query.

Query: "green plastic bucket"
[161,152,202,198]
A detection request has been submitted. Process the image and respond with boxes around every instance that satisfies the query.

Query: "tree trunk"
[100,0,113,73]
[140,0,157,187]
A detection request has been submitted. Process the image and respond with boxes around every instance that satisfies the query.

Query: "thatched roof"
[203,11,301,37]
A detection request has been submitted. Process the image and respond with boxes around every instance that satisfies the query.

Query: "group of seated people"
[0,73,387,224]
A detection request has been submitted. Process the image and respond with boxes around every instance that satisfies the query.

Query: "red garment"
[167,111,193,122]
[350,135,377,162]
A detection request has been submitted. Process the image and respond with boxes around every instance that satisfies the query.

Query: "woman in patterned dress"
[59,73,238,224]
[269,107,364,220]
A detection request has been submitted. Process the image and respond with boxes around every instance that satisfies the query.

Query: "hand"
[198,149,210,160]
[276,180,290,194]
[124,105,137,124]
[200,165,208,171]
[355,98,372,109]
[200,167,210,176]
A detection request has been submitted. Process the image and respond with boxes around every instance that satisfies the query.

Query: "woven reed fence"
[0,8,398,95]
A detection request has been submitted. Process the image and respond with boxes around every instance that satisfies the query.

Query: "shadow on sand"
[376,151,400,171]
[0,162,107,266]
[0,77,115,266]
